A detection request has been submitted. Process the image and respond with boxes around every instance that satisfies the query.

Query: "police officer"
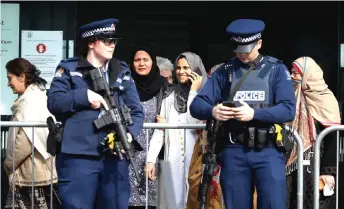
[190,19,296,209]
[47,19,144,209]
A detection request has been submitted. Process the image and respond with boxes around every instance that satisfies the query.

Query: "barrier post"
[285,126,304,209]
[313,125,344,209]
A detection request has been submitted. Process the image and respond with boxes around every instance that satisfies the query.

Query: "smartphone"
[187,67,201,86]
[222,101,236,107]
[193,67,202,76]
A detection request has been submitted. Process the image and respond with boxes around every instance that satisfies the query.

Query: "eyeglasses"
[98,37,119,46]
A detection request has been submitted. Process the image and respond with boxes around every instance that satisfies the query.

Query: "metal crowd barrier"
[0,121,304,209]
[0,122,52,209]
[285,125,305,209]
[313,125,344,209]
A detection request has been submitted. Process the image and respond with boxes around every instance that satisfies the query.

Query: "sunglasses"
[97,37,119,46]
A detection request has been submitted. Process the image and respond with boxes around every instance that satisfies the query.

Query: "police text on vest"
[233,91,265,101]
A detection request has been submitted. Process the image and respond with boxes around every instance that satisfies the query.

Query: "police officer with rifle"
[85,66,141,181]
[47,18,144,209]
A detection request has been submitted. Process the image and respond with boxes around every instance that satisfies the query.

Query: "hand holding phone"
[229,100,254,122]
[212,102,235,121]
[188,70,203,91]
[222,101,236,107]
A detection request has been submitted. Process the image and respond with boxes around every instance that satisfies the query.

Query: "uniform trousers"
[218,145,286,209]
[56,153,130,209]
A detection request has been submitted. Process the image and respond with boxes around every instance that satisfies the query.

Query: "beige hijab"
[287,57,341,166]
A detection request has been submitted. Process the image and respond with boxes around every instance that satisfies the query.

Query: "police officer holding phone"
[190,19,296,209]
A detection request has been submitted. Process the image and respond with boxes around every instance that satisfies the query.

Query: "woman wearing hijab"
[145,52,207,209]
[286,56,341,209]
[128,45,172,209]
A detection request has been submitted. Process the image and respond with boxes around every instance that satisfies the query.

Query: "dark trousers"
[218,146,286,209]
[56,153,130,209]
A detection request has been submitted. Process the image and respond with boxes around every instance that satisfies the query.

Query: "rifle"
[85,67,140,183]
[198,119,221,209]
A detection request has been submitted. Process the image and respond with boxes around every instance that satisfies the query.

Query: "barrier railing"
[0,122,56,209]
[313,125,344,209]
[0,122,209,209]
[0,121,304,209]
[285,126,304,209]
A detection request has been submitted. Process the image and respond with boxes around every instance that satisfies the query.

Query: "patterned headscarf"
[287,56,341,167]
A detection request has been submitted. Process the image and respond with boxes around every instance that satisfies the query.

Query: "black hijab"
[129,45,165,102]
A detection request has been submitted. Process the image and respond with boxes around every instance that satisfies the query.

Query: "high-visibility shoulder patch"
[55,68,64,77]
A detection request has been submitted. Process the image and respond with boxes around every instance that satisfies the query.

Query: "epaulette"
[229,56,237,61]
[117,60,131,76]
[224,56,237,70]
[60,57,79,63]
[266,56,282,64]
[58,57,80,72]
[119,60,129,68]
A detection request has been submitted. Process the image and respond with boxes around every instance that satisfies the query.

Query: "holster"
[257,129,268,149]
[269,125,294,154]
[46,116,64,156]
[247,127,255,148]
[244,127,271,149]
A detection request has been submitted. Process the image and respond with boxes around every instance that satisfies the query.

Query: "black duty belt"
[225,128,276,149]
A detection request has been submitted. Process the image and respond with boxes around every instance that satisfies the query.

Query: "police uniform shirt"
[47,57,144,155]
[189,57,296,125]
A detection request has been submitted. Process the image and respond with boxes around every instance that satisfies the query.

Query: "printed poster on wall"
[0,3,20,115]
[21,30,63,89]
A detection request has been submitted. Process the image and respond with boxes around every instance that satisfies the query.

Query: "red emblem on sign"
[36,43,46,53]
